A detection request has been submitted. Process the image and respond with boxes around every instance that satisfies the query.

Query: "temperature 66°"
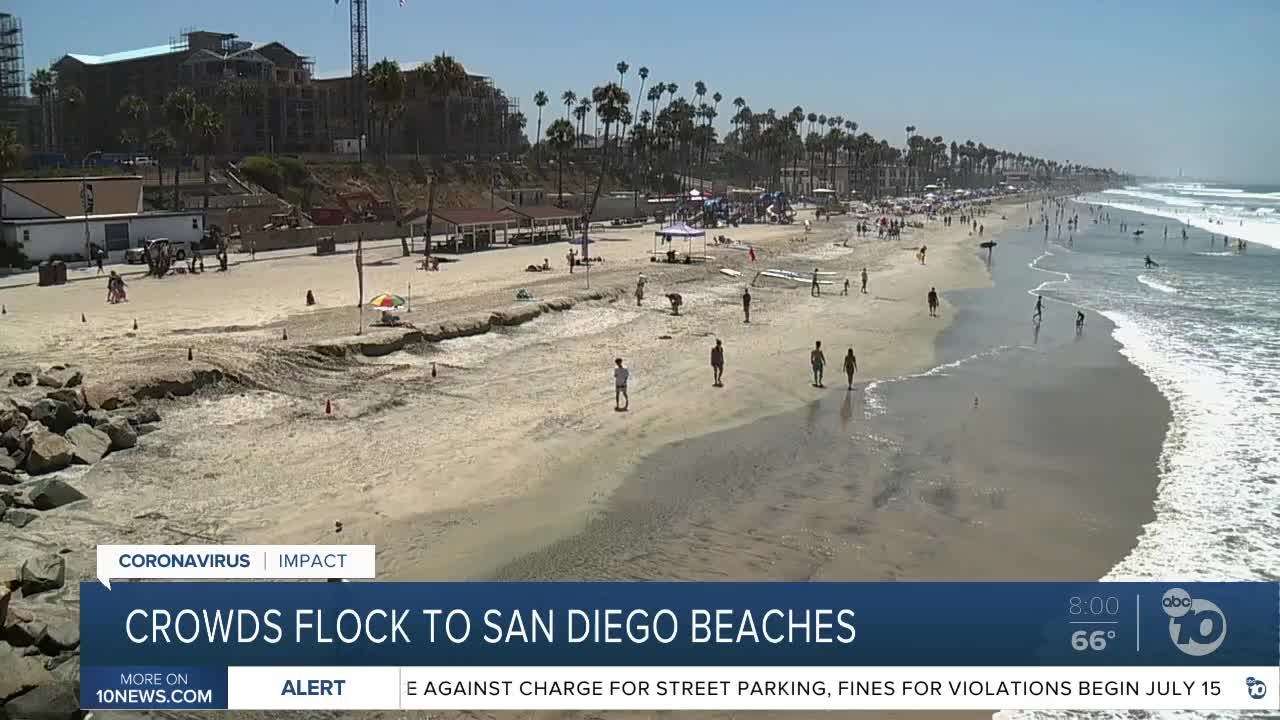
[1071,629,1116,651]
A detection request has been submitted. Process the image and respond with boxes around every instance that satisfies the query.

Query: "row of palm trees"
[530,62,1119,198]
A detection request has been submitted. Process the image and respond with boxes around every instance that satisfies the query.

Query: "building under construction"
[51,30,323,156]
[316,64,524,159]
[0,12,34,147]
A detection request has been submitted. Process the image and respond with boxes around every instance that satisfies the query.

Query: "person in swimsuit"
[843,349,858,390]
[810,341,826,387]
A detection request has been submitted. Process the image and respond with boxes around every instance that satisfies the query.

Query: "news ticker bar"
[83,666,1280,711]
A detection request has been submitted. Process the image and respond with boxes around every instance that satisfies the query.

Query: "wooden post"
[355,233,364,335]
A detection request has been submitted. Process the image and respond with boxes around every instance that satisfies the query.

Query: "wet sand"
[493,226,1167,585]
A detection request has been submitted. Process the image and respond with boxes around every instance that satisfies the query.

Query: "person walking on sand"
[1076,310,1086,332]
[742,287,752,323]
[635,272,646,306]
[711,339,725,387]
[810,341,826,387]
[861,267,868,294]
[843,348,858,390]
[811,268,821,297]
[927,287,940,317]
[1033,294,1044,323]
[748,245,756,262]
[95,246,104,275]
[614,358,629,411]
[842,277,850,296]
[567,248,576,274]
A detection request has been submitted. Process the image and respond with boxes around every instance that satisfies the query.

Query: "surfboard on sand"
[719,268,742,277]
[757,270,834,285]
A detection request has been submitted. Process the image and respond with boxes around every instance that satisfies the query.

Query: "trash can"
[37,262,54,287]
[52,260,67,285]
[315,236,336,256]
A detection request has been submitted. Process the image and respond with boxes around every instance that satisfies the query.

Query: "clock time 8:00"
[1069,596,1120,615]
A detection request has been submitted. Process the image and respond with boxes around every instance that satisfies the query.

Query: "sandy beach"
[2,197,1143,720]
[0,203,1015,576]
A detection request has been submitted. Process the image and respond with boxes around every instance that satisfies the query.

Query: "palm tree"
[418,54,470,154]
[561,90,576,121]
[146,129,175,198]
[117,94,149,154]
[546,118,575,204]
[369,59,406,163]
[192,103,224,228]
[60,86,85,158]
[532,90,549,168]
[163,87,197,207]
[575,97,591,147]
[616,61,629,88]
[630,66,649,141]
[28,68,56,150]
[665,82,679,110]
[585,82,631,232]
[648,84,664,123]
[0,127,21,175]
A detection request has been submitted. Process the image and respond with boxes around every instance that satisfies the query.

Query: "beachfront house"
[1,176,205,264]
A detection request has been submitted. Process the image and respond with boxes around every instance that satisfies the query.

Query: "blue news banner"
[79,582,1278,710]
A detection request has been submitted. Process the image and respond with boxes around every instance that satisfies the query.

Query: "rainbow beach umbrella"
[368,293,406,309]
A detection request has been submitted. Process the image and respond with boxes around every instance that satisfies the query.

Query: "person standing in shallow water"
[927,287,940,317]
[741,287,751,323]
[843,348,858,390]
[861,267,868,294]
[710,339,724,387]
[810,341,826,387]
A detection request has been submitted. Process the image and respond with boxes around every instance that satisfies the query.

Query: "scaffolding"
[0,13,24,100]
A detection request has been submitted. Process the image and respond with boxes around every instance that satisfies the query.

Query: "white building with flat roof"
[1,176,204,263]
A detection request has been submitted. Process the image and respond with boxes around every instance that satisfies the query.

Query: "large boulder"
[36,367,82,389]
[0,406,26,433]
[2,679,79,719]
[19,554,65,596]
[0,470,19,486]
[25,431,73,475]
[1,426,28,453]
[2,619,45,648]
[8,371,33,387]
[35,623,80,655]
[25,478,86,511]
[28,399,76,434]
[100,417,137,451]
[128,406,162,426]
[82,382,131,411]
[0,644,54,703]
[2,508,38,528]
[64,423,110,465]
[44,388,84,412]
[0,453,16,472]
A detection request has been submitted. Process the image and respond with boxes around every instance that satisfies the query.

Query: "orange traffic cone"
[187,347,193,361]
[132,318,138,330]
[325,399,332,415]
[81,312,86,323]
[282,328,288,341]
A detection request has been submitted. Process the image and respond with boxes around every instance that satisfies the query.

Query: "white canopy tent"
[652,222,707,262]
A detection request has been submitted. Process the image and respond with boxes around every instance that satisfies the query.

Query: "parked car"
[125,238,196,264]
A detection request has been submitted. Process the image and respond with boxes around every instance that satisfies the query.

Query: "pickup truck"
[124,238,196,264]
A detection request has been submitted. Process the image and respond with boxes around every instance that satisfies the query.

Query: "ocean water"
[1095,181,1280,250]
[1058,188,1280,585]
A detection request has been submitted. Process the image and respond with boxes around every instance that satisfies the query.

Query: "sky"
[10,0,1280,184]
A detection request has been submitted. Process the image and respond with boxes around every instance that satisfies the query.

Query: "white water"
[1091,183,1280,250]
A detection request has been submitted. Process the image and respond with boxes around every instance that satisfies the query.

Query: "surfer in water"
[843,349,858,390]
[810,341,826,388]
[1144,255,1158,268]
[1076,310,1086,332]
[1033,295,1044,323]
